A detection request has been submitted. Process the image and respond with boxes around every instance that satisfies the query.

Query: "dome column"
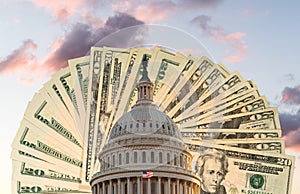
[167,177,171,194]
[177,179,180,194]
[97,183,101,194]
[102,182,105,194]
[92,185,96,193]
[184,181,187,194]
[137,176,141,194]
[121,180,125,194]
[127,177,131,194]
[158,177,161,194]
[117,178,121,194]
[147,178,151,194]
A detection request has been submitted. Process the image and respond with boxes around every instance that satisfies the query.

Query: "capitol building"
[90,61,201,194]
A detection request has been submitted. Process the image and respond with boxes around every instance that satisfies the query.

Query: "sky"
[1,0,300,193]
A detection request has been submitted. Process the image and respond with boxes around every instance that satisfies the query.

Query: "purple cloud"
[281,85,300,105]
[0,12,145,82]
[279,108,300,150]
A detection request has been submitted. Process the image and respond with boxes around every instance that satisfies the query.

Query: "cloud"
[278,85,300,150]
[279,107,300,151]
[134,1,176,23]
[178,0,223,10]
[281,85,300,105]
[283,128,300,150]
[0,39,38,74]
[44,12,144,71]
[110,0,223,23]
[280,110,300,135]
[190,14,248,62]
[28,0,85,23]
[1,12,144,83]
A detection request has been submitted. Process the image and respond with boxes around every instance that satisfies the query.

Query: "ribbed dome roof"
[108,102,182,141]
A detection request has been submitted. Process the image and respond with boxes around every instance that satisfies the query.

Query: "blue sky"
[1,0,300,193]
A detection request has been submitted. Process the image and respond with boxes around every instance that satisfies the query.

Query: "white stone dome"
[108,102,182,142]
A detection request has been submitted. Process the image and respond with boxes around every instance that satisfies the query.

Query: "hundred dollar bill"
[52,67,85,137]
[12,121,83,170]
[180,128,282,140]
[158,56,220,110]
[24,92,82,146]
[176,89,260,124]
[182,108,281,130]
[187,143,295,194]
[90,47,130,177]
[82,47,103,183]
[166,65,231,118]
[184,138,285,153]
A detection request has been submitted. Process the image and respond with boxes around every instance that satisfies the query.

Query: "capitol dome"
[90,56,200,194]
[108,101,182,142]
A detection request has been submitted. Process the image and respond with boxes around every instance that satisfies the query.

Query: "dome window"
[126,152,129,164]
[118,153,122,165]
[142,151,146,163]
[159,152,163,163]
[151,151,154,163]
[134,152,137,163]
[112,155,115,167]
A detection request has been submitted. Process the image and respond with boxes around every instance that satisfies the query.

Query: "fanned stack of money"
[11,46,295,194]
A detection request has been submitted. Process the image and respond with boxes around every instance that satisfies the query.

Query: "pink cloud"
[0,40,37,74]
[28,0,85,22]
[111,1,175,23]
[283,128,300,150]
[190,15,248,62]
[281,85,300,105]
[111,0,223,23]
[134,1,176,23]
[0,13,145,84]
[53,8,70,23]
[223,32,247,62]
[0,40,50,83]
